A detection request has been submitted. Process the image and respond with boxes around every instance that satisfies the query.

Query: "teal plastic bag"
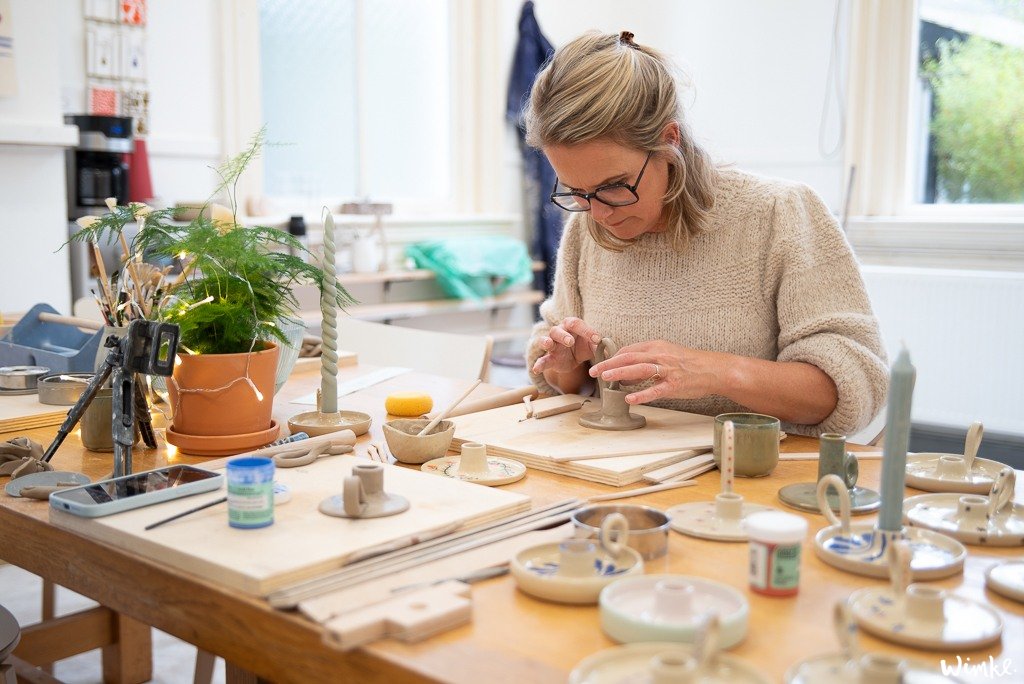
[405,236,533,300]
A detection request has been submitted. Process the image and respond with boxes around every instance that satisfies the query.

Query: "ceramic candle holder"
[318,463,410,519]
[558,539,601,577]
[712,413,779,477]
[818,434,858,487]
[458,442,489,476]
[579,338,646,431]
[778,434,879,515]
[420,442,527,487]
[936,455,968,479]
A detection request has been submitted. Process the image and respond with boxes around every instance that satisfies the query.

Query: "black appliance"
[65,114,134,219]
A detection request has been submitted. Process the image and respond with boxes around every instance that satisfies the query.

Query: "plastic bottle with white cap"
[746,510,808,597]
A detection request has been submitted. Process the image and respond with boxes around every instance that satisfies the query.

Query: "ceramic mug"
[81,388,139,452]
[712,413,780,478]
[818,433,859,488]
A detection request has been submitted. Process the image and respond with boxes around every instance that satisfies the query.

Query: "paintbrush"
[145,496,227,530]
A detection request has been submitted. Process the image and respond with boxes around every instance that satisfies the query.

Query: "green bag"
[405,236,533,300]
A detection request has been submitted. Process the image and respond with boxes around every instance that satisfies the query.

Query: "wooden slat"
[15,606,115,664]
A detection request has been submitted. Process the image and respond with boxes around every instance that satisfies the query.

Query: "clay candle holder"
[318,462,409,519]
[905,421,1007,494]
[666,421,777,542]
[778,433,880,514]
[420,442,526,487]
[579,338,645,431]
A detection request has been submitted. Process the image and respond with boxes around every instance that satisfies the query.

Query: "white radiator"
[861,266,1024,436]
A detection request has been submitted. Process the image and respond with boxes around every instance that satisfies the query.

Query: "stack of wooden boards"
[0,394,68,433]
[448,395,715,486]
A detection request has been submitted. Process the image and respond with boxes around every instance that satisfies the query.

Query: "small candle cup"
[649,652,700,684]
[956,495,989,523]
[458,442,489,475]
[652,579,697,620]
[714,492,744,520]
[557,539,598,577]
[937,455,969,479]
[858,654,905,684]
[904,584,946,622]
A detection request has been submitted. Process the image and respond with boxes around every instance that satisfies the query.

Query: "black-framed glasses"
[549,151,654,212]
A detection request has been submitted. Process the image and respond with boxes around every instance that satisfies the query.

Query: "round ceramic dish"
[4,471,91,497]
[814,523,966,580]
[666,495,777,542]
[848,585,1003,650]
[778,482,880,515]
[599,575,749,648]
[382,419,455,465]
[420,456,526,487]
[985,560,1024,604]
[37,373,93,406]
[0,365,50,390]
[572,505,670,560]
[903,493,1024,546]
[569,642,769,684]
[510,542,643,604]
[905,453,1005,494]
[785,654,965,683]
[287,410,371,438]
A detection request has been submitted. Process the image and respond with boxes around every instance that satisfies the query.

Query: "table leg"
[40,579,55,675]
[225,661,272,684]
[100,613,152,684]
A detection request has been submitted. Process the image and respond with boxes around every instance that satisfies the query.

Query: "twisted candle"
[320,211,339,414]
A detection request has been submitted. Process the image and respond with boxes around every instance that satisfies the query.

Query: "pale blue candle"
[878,345,917,531]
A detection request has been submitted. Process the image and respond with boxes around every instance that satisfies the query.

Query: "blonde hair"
[525,31,718,252]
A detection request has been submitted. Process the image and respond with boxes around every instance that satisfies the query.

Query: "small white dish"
[903,467,1022,546]
[599,574,749,649]
[985,560,1024,604]
[420,443,526,486]
[905,454,1005,494]
[569,642,768,684]
[667,493,777,542]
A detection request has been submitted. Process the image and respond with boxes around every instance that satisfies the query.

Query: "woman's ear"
[662,122,681,146]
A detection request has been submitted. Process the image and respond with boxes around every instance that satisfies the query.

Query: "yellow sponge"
[385,392,433,417]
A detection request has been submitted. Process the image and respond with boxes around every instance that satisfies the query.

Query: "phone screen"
[56,466,219,506]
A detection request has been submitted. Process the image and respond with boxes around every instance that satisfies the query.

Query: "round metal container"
[0,365,50,390]
[38,373,94,405]
[573,504,670,560]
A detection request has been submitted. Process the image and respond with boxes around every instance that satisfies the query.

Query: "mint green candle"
[878,346,916,531]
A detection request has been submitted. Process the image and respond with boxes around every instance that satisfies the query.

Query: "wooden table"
[1,364,1022,683]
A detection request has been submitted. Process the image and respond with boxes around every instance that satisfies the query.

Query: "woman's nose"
[590,201,613,221]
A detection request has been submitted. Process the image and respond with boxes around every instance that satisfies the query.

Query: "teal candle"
[878,346,917,531]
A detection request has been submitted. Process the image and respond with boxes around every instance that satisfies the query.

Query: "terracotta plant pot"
[165,343,279,454]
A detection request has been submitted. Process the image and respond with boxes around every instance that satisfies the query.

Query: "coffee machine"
[66,115,135,306]
[65,115,134,219]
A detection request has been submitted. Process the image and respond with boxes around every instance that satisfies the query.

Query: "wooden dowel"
[91,242,115,311]
[38,312,104,331]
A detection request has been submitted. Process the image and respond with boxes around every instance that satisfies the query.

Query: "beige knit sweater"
[526,168,889,437]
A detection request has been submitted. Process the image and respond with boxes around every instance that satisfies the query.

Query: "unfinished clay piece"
[579,338,645,431]
[903,467,1023,546]
[288,410,372,438]
[382,418,455,465]
[4,470,90,498]
[848,542,1003,650]
[319,463,410,519]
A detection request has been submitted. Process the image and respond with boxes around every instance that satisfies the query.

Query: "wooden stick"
[417,379,482,436]
[118,232,147,318]
[587,480,699,502]
[91,241,115,311]
[780,451,883,461]
[38,312,104,331]
[432,385,537,420]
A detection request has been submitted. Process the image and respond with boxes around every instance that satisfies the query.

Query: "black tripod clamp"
[41,320,180,478]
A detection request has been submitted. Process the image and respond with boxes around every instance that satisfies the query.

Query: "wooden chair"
[335,318,494,382]
[849,406,887,447]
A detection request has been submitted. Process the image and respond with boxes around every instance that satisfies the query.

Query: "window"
[911,0,1024,205]
[257,0,453,212]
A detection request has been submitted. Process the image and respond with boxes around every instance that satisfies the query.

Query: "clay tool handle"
[586,480,698,502]
[417,379,482,436]
[19,483,81,500]
[532,399,589,420]
[37,312,104,331]
[145,496,228,531]
[430,384,536,420]
[247,430,356,458]
[963,421,983,471]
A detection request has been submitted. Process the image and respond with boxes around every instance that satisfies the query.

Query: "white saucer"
[569,642,769,684]
[785,654,965,683]
[985,560,1024,603]
[848,586,1003,650]
[420,455,526,487]
[904,493,1024,546]
[814,524,966,580]
[905,453,1005,494]
[510,541,643,604]
[666,499,777,542]
[599,574,749,649]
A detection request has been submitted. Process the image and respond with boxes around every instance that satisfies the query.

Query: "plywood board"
[0,393,67,433]
[450,394,714,463]
[50,455,531,596]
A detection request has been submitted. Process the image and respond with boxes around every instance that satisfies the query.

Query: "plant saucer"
[666,499,777,542]
[510,542,643,604]
[903,493,1024,546]
[288,410,371,437]
[420,455,526,486]
[778,482,880,515]
[569,642,768,684]
[814,524,966,580]
[985,560,1024,604]
[166,420,280,456]
[785,654,965,683]
[599,575,749,649]
[4,471,90,497]
[905,453,1005,494]
[848,586,1003,650]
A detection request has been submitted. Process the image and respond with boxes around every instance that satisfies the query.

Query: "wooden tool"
[417,378,482,436]
[432,385,537,420]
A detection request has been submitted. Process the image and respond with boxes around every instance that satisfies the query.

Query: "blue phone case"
[49,465,223,518]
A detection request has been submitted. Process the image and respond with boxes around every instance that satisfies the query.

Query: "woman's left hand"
[588,340,730,405]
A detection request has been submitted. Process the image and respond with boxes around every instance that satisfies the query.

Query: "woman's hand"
[531,317,603,375]
[588,340,729,405]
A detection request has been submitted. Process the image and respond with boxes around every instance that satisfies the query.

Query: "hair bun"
[619,31,637,47]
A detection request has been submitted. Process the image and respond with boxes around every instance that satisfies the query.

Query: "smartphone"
[49,465,223,518]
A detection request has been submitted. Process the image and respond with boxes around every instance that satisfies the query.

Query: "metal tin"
[0,365,50,390]
[573,504,671,560]
[38,373,94,405]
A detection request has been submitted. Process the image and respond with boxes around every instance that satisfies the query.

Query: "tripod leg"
[112,367,135,477]
[134,375,157,448]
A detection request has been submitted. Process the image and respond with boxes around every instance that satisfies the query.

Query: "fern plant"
[70,129,353,355]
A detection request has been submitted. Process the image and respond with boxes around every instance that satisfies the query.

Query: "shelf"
[335,261,544,287]
[300,290,544,325]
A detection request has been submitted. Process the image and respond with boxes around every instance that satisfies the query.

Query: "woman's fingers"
[589,351,649,378]
[562,317,602,345]
[625,382,668,405]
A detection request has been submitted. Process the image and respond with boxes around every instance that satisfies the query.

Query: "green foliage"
[925,36,1024,203]
[69,129,354,355]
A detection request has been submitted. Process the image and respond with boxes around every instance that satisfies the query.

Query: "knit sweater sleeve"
[764,183,889,437]
[525,217,584,395]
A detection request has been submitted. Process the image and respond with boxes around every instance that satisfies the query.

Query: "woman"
[525,31,888,437]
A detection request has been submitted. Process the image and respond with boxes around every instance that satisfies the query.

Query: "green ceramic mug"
[712,413,780,478]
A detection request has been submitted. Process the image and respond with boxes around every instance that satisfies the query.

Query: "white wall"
[500,0,847,208]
